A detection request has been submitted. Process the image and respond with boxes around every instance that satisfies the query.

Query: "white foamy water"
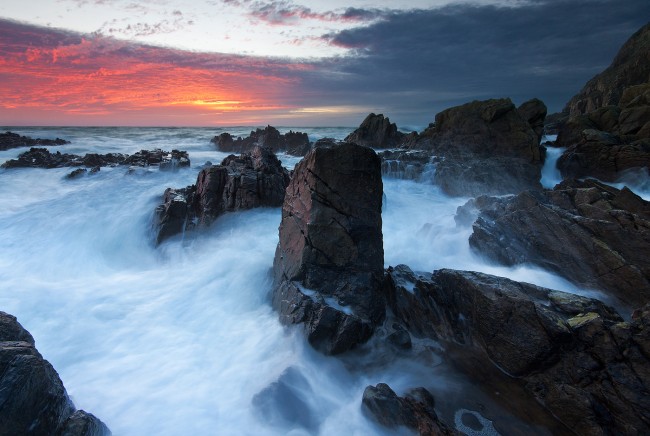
[0,127,623,435]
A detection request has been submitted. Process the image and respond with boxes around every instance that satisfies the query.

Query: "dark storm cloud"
[307,0,650,126]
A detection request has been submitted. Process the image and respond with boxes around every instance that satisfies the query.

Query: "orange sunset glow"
[0,20,316,126]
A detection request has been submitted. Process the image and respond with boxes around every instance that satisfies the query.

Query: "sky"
[0,0,648,127]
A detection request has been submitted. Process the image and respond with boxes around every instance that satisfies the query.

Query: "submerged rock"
[345,113,405,149]
[362,383,454,435]
[0,131,69,151]
[382,267,650,434]
[464,179,650,308]
[272,142,385,354]
[155,146,290,244]
[0,311,110,435]
[211,126,310,156]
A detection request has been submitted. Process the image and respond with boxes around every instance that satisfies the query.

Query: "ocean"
[0,126,629,435]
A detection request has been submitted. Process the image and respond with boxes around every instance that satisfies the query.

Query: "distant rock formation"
[271,143,385,354]
[344,113,405,149]
[382,266,650,434]
[0,311,110,435]
[404,98,546,196]
[211,125,311,156]
[155,146,289,244]
[362,383,455,435]
[460,179,650,308]
[563,22,650,117]
[0,131,69,151]
[1,147,190,171]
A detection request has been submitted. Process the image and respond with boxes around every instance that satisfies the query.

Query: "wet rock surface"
[0,131,69,151]
[0,311,110,435]
[362,383,455,435]
[211,125,311,156]
[382,267,650,435]
[344,113,405,149]
[1,147,190,171]
[155,146,289,244]
[464,179,650,308]
[271,142,385,354]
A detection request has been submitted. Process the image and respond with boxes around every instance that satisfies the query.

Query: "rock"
[154,146,290,244]
[344,113,405,148]
[362,383,454,435]
[66,168,88,179]
[407,98,545,196]
[465,179,650,308]
[517,98,548,143]
[382,267,650,434]
[211,126,311,156]
[0,131,69,151]
[1,147,189,171]
[252,367,320,432]
[378,149,432,181]
[272,142,385,354]
[563,23,650,116]
[0,311,110,435]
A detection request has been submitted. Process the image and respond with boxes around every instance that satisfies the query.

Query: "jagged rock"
[362,383,454,435]
[517,98,548,143]
[0,311,110,435]
[464,179,650,308]
[0,131,69,151]
[378,149,432,180]
[563,23,650,116]
[344,113,405,148]
[210,126,311,156]
[1,147,189,171]
[382,267,650,434]
[406,98,545,196]
[154,146,289,244]
[271,143,385,354]
[66,168,88,179]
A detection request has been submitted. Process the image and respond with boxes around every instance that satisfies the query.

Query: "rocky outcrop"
[344,113,405,149]
[155,146,289,244]
[271,143,385,354]
[1,147,189,171]
[406,98,546,196]
[378,149,433,181]
[462,179,650,308]
[0,311,110,435]
[362,383,454,435]
[211,126,310,156]
[382,267,650,434]
[0,131,69,151]
[517,98,547,144]
[563,23,650,117]
[556,84,650,181]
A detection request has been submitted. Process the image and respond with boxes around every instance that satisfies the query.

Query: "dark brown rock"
[517,98,548,143]
[407,98,545,196]
[211,126,311,156]
[0,311,110,435]
[362,383,455,435]
[0,131,69,151]
[344,113,405,149]
[154,146,290,244]
[272,143,385,354]
[563,23,650,117]
[382,267,650,434]
[466,179,650,308]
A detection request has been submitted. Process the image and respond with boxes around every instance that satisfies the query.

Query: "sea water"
[0,127,641,435]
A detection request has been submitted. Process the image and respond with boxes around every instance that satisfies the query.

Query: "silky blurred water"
[0,127,640,435]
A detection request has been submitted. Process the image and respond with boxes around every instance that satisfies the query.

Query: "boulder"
[382,267,650,434]
[0,131,69,151]
[406,98,545,196]
[563,23,650,116]
[344,113,405,149]
[154,146,290,244]
[211,126,311,156]
[465,179,650,308]
[517,98,548,143]
[362,383,454,435]
[378,149,432,180]
[0,311,110,435]
[271,143,385,354]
